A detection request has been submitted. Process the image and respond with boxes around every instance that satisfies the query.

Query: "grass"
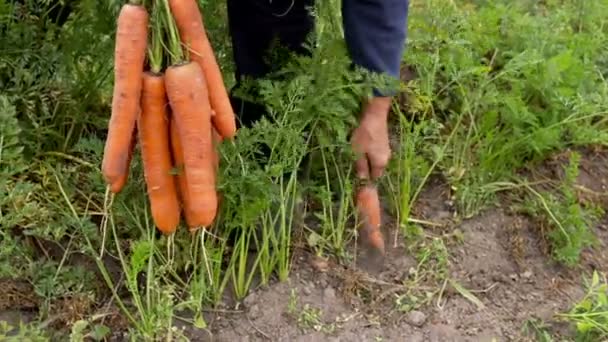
[558,271,608,341]
[1,0,608,340]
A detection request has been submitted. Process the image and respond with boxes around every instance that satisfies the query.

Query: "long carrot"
[211,122,221,172]
[102,3,149,193]
[165,61,218,229]
[169,114,196,228]
[356,184,385,254]
[112,129,137,193]
[138,72,181,235]
[168,0,237,139]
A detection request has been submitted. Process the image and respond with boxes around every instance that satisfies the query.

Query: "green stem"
[161,0,183,65]
[148,1,163,73]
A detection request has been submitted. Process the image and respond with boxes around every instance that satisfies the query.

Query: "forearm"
[342,0,409,97]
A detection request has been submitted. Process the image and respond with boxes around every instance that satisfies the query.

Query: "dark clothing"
[226,0,409,127]
[343,0,409,89]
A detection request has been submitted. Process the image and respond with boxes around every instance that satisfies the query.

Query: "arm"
[343,0,410,180]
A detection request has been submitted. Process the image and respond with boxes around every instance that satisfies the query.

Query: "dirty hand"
[351,97,392,180]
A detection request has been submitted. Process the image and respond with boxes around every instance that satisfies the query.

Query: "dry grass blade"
[449,279,486,310]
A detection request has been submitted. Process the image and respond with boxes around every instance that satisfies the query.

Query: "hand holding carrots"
[101,0,236,235]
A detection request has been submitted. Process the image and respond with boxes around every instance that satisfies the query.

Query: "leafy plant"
[558,271,608,341]
[404,0,608,217]
[516,152,602,266]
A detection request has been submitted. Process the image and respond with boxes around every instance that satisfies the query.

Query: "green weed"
[286,289,336,334]
[523,318,556,342]
[0,321,48,342]
[558,271,608,341]
[514,152,603,266]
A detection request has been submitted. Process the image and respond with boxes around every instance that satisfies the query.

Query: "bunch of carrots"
[101,0,236,235]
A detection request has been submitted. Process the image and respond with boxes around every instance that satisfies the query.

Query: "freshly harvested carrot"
[165,61,217,229]
[169,114,196,228]
[102,3,149,193]
[211,123,221,171]
[211,124,223,208]
[168,0,237,139]
[137,72,181,234]
[356,184,385,254]
[170,116,220,228]
[111,129,136,193]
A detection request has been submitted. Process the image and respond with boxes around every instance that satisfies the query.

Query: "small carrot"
[165,61,217,229]
[356,184,385,254]
[168,0,237,139]
[137,72,181,235]
[102,3,149,193]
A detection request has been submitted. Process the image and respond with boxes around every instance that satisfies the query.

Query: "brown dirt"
[201,147,608,341]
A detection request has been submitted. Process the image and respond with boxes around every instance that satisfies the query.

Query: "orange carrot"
[169,114,196,228]
[165,61,217,229]
[170,116,220,227]
[102,3,149,193]
[168,0,237,139]
[111,128,137,193]
[356,184,385,254]
[211,123,222,171]
[211,124,223,209]
[137,72,181,235]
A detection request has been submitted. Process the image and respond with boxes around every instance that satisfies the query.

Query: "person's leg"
[226,0,315,128]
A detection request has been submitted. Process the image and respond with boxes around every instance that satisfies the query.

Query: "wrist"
[361,96,391,121]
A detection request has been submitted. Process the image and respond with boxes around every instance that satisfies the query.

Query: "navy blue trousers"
[226,0,409,128]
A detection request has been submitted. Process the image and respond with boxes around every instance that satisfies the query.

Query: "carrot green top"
[161,0,184,65]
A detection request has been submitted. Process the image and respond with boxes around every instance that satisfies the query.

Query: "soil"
[202,147,608,342]
[1,147,606,341]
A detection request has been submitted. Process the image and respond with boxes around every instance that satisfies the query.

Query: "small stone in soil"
[303,286,312,296]
[243,292,257,307]
[406,310,427,327]
[249,304,260,317]
[310,256,329,272]
[521,270,533,279]
[323,287,336,301]
[319,277,328,288]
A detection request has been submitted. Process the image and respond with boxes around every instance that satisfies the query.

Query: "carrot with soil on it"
[356,184,385,254]
[101,1,149,193]
[168,0,237,139]
[163,0,218,229]
[137,6,181,235]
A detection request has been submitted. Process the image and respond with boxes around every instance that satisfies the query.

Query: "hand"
[351,97,392,180]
